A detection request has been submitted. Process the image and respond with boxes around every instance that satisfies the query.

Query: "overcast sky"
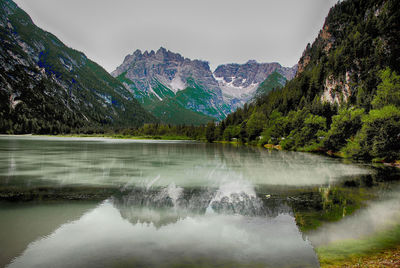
[13,0,338,72]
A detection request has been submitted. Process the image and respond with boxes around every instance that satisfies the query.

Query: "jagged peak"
[133,49,142,56]
[246,60,258,64]
[157,46,167,53]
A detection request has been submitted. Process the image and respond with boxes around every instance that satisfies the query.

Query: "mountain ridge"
[112,47,297,123]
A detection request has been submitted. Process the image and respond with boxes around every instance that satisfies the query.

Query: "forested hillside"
[0,0,157,134]
[209,0,400,162]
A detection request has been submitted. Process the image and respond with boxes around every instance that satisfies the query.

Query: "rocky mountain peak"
[212,61,297,110]
[133,49,142,56]
[112,47,298,121]
[246,60,258,64]
[112,47,220,100]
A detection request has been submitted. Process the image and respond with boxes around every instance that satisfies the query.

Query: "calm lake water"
[0,136,399,268]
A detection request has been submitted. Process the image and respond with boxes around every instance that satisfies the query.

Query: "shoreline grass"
[32,133,201,141]
[317,224,400,267]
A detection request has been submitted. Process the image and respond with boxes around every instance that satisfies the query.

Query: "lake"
[0,136,399,267]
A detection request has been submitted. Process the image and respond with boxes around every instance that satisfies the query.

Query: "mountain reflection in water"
[7,196,318,268]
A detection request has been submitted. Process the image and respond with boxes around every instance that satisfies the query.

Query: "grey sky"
[13,0,338,72]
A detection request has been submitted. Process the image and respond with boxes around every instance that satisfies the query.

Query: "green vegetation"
[343,105,400,161]
[211,67,400,162]
[202,0,400,163]
[116,74,217,125]
[82,124,207,141]
[147,97,215,125]
[293,187,372,233]
[254,71,286,98]
[317,224,400,267]
[205,121,216,142]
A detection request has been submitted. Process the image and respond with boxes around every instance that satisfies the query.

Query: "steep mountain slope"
[0,0,157,134]
[294,0,399,107]
[215,0,400,161]
[112,48,296,123]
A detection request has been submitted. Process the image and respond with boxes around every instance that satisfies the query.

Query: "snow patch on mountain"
[213,74,259,106]
[169,73,186,93]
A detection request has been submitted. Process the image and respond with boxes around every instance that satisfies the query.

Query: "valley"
[1,0,400,267]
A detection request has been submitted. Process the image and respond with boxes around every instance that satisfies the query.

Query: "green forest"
[202,0,400,163]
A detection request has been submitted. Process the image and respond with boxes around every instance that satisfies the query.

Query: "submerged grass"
[317,224,400,267]
[292,187,374,233]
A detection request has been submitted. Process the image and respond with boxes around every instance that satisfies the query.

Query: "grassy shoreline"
[316,224,400,267]
[33,133,201,141]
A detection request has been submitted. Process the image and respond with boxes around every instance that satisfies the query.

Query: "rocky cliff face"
[294,0,398,107]
[112,48,220,95]
[112,49,297,121]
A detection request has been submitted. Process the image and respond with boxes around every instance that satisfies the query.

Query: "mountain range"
[112,48,296,124]
[0,0,297,132]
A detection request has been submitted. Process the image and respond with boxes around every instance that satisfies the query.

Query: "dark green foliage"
[343,106,400,161]
[246,111,267,140]
[285,113,327,150]
[371,68,400,109]
[323,108,365,151]
[132,123,206,140]
[205,122,216,143]
[222,125,240,141]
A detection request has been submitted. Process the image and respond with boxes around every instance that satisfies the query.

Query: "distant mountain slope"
[214,61,296,108]
[112,48,296,123]
[0,0,157,134]
[147,97,215,125]
[253,71,287,98]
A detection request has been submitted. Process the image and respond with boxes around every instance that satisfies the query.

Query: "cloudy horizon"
[13,0,338,72]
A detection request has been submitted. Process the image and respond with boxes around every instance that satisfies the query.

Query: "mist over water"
[0,136,398,267]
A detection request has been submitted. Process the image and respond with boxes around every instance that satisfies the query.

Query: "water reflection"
[308,185,400,246]
[114,179,292,227]
[7,200,319,268]
[0,201,98,268]
[0,136,370,189]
